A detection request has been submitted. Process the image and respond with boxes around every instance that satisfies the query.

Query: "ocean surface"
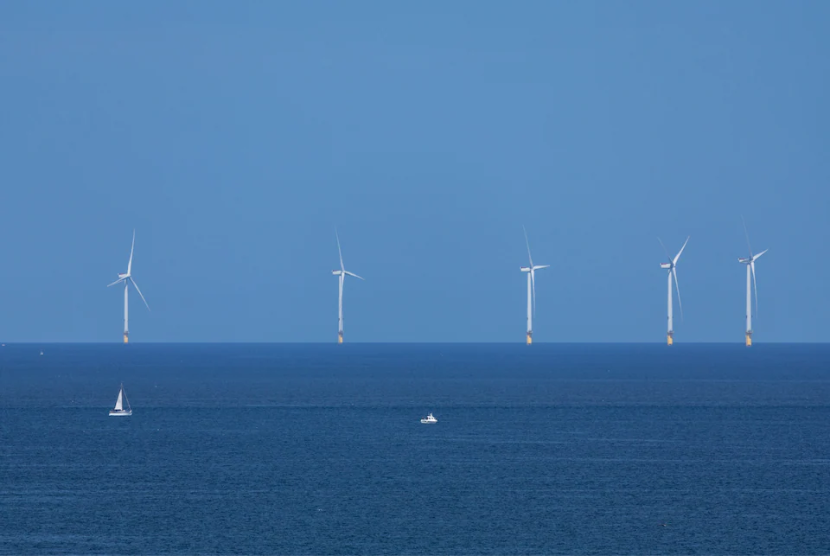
[1,343,829,555]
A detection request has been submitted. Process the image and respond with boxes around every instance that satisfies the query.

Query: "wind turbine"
[520,226,549,345]
[332,230,364,343]
[658,236,689,345]
[107,230,150,343]
[739,217,768,346]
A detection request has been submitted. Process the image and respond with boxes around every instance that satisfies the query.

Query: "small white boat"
[109,383,132,416]
[420,412,437,424]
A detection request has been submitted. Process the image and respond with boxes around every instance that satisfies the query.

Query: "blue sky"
[0,1,828,342]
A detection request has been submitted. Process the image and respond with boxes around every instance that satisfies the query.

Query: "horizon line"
[2,341,828,346]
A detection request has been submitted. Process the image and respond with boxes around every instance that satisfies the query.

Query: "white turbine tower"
[107,230,150,343]
[739,218,768,346]
[658,236,689,345]
[520,226,549,345]
[332,231,364,344]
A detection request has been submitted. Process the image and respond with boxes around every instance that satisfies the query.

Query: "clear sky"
[0,1,828,343]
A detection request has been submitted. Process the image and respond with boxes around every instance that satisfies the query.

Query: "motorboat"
[420,412,437,424]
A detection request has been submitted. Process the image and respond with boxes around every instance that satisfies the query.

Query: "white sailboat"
[109,383,132,416]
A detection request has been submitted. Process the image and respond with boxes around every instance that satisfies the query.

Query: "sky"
[0,1,828,343]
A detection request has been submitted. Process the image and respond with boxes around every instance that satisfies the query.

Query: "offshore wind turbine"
[658,236,689,345]
[739,218,768,346]
[520,227,549,345]
[107,230,150,343]
[332,231,364,344]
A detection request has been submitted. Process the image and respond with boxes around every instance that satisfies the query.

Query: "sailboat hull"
[109,410,132,417]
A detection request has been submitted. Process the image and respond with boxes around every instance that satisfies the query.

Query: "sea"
[1,343,829,555]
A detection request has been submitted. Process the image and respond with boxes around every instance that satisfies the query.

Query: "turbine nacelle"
[660,263,672,270]
[520,266,531,273]
[332,270,343,276]
[739,249,767,265]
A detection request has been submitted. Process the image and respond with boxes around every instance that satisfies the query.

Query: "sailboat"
[109,383,132,416]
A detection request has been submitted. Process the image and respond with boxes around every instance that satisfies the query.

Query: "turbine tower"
[520,226,549,345]
[739,218,768,346]
[332,231,364,343]
[658,236,689,345]
[107,230,150,343]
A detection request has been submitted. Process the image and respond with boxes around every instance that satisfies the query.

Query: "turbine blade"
[107,278,125,287]
[130,278,150,311]
[657,237,671,263]
[344,271,365,280]
[532,265,549,270]
[531,269,536,315]
[523,225,533,267]
[741,215,753,258]
[336,229,344,272]
[753,248,768,261]
[672,267,684,321]
[751,261,759,318]
[673,236,690,265]
[127,230,135,276]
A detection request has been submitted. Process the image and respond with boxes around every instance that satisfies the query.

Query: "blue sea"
[1,343,829,555]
